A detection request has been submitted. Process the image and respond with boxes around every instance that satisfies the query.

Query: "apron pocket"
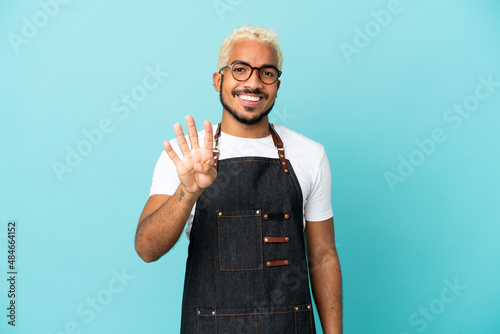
[197,304,315,334]
[217,209,263,271]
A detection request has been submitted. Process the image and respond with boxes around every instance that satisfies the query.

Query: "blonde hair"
[217,25,283,71]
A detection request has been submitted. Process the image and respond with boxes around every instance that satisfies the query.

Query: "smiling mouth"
[238,94,262,102]
[237,94,263,105]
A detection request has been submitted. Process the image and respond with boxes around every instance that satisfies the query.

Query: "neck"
[220,111,271,138]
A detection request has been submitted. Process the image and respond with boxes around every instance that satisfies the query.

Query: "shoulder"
[272,124,326,158]
[272,124,332,218]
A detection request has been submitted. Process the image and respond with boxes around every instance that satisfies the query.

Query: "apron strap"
[213,123,221,170]
[212,123,289,174]
[269,124,289,174]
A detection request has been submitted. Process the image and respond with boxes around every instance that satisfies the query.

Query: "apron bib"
[180,124,316,334]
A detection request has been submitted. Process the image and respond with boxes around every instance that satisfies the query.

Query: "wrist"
[178,185,204,201]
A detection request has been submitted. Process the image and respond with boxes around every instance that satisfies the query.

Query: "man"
[135,25,342,333]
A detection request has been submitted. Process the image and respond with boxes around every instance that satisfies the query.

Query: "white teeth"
[239,94,261,102]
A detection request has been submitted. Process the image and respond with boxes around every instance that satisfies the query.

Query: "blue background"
[1,0,500,333]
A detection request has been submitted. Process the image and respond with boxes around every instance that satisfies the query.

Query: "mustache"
[232,89,268,99]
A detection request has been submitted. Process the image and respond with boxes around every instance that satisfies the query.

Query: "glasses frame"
[219,61,282,85]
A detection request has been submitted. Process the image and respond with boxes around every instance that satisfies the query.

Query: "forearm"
[309,249,343,334]
[135,186,201,262]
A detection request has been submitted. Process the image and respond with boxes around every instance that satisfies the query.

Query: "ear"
[277,79,281,91]
[213,73,222,92]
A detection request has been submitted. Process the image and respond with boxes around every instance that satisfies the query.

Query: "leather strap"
[263,212,290,221]
[264,236,290,243]
[212,123,288,173]
[269,124,289,173]
[265,259,289,267]
[212,123,221,170]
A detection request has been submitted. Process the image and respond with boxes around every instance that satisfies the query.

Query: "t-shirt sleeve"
[304,149,333,222]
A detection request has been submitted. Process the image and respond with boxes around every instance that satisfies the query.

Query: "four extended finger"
[163,140,181,166]
[174,122,190,156]
[185,115,200,149]
[203,120,214,150]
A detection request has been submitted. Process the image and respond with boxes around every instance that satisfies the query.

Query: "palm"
[163,116,217,194]
[176,146,215,191]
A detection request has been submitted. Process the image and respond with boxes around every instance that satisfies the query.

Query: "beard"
[219,75,276,125]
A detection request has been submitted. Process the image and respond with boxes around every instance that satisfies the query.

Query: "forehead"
[228,38,279,67]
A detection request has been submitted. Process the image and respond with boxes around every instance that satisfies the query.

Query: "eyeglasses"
[219,61,282,85]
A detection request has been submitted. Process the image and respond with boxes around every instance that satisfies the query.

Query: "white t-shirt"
[149,124,333,239]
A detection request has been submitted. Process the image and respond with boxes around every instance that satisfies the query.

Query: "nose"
[243,68,264,89]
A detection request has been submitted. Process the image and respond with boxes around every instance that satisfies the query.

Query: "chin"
[220,88,275,126]
[227,106,273,125]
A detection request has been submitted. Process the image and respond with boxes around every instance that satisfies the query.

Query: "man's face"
[214,39,281,125]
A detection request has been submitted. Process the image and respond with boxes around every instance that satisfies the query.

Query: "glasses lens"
[232,63,252,81]
[259,67,279,84]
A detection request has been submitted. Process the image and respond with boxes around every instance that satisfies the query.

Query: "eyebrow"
[231,60,279,69]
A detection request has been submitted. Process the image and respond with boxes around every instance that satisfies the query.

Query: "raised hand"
[163,115,217,195]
